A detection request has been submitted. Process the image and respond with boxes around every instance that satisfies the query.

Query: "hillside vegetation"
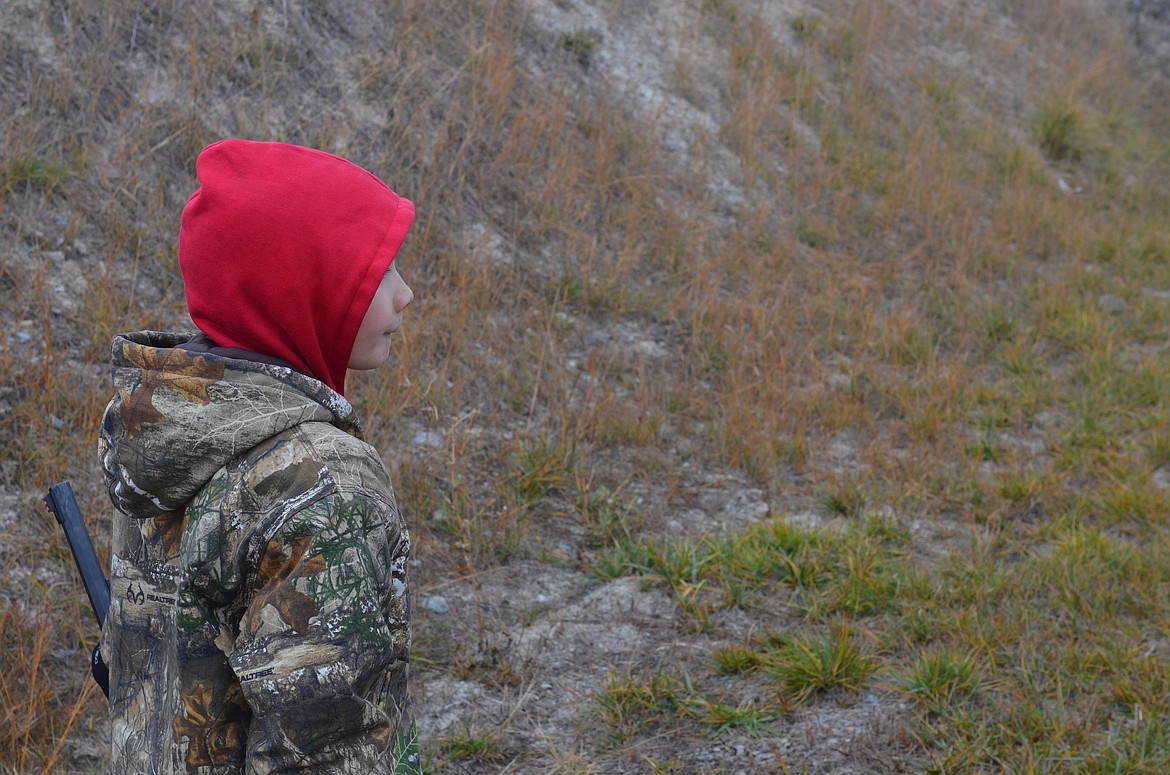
[3,0,1170,772]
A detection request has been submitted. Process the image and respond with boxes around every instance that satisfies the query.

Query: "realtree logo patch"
[239,668,275,682]
[125,582,145,605]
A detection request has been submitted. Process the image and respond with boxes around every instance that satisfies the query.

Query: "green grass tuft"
[761,621,880,703]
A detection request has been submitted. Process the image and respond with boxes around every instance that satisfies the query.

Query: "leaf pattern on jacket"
[173,681,249,769]
[118,344,224,434]
[244,536,326,634]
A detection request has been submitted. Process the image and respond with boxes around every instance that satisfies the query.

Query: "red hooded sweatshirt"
[179,139,415,396]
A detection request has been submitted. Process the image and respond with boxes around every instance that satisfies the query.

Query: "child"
[98,139,419,774]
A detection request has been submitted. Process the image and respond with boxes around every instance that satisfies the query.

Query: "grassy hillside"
[3,0,1170,772]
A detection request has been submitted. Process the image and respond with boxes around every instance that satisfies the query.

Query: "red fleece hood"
[179,139,415,396]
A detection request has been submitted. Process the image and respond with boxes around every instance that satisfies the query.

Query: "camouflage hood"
[99,330,363,520]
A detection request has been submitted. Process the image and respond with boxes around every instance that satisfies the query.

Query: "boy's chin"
[348,348,391,371]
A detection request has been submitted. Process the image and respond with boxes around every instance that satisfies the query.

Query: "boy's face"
[349,264,414,370]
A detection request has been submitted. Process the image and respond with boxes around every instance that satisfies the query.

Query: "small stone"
[423,596,449,614]
[412,431,443,449]
[1097,294,1127,314]
[50,415,64,430]
[46,250,65,262]
[15,330,30,345]
[585,331,611,346]
[827,371,852,389]
[633,339,667,358]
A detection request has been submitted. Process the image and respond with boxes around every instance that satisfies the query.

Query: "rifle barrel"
[45,481,111,629]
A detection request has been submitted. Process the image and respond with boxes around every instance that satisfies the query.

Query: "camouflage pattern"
[99,331,418,774]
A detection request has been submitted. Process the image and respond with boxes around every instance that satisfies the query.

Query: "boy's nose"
[398,285,414,312]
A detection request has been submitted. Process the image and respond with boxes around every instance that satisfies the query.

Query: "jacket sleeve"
[227,490,415,774]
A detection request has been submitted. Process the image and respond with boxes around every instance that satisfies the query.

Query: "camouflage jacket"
[98,331,417,774]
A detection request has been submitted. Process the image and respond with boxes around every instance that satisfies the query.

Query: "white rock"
[1097,294,1128,314]
[413,431,443,449]
[423,596,450,614]
[633,339,667,358]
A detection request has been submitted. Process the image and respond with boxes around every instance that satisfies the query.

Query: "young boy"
[98,139,419,774]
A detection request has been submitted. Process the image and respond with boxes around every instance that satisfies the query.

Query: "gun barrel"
[45,481,111,629]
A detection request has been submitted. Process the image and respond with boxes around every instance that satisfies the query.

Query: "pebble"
[633,339,667,358]
[1097,293,1127,314]
[423,595,450,614]
[827,371,852,389]
[412,431,443,449]
[585,331,611,346]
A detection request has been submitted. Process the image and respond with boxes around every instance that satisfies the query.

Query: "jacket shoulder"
[228,422,392,518]
[296,422,393,501]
